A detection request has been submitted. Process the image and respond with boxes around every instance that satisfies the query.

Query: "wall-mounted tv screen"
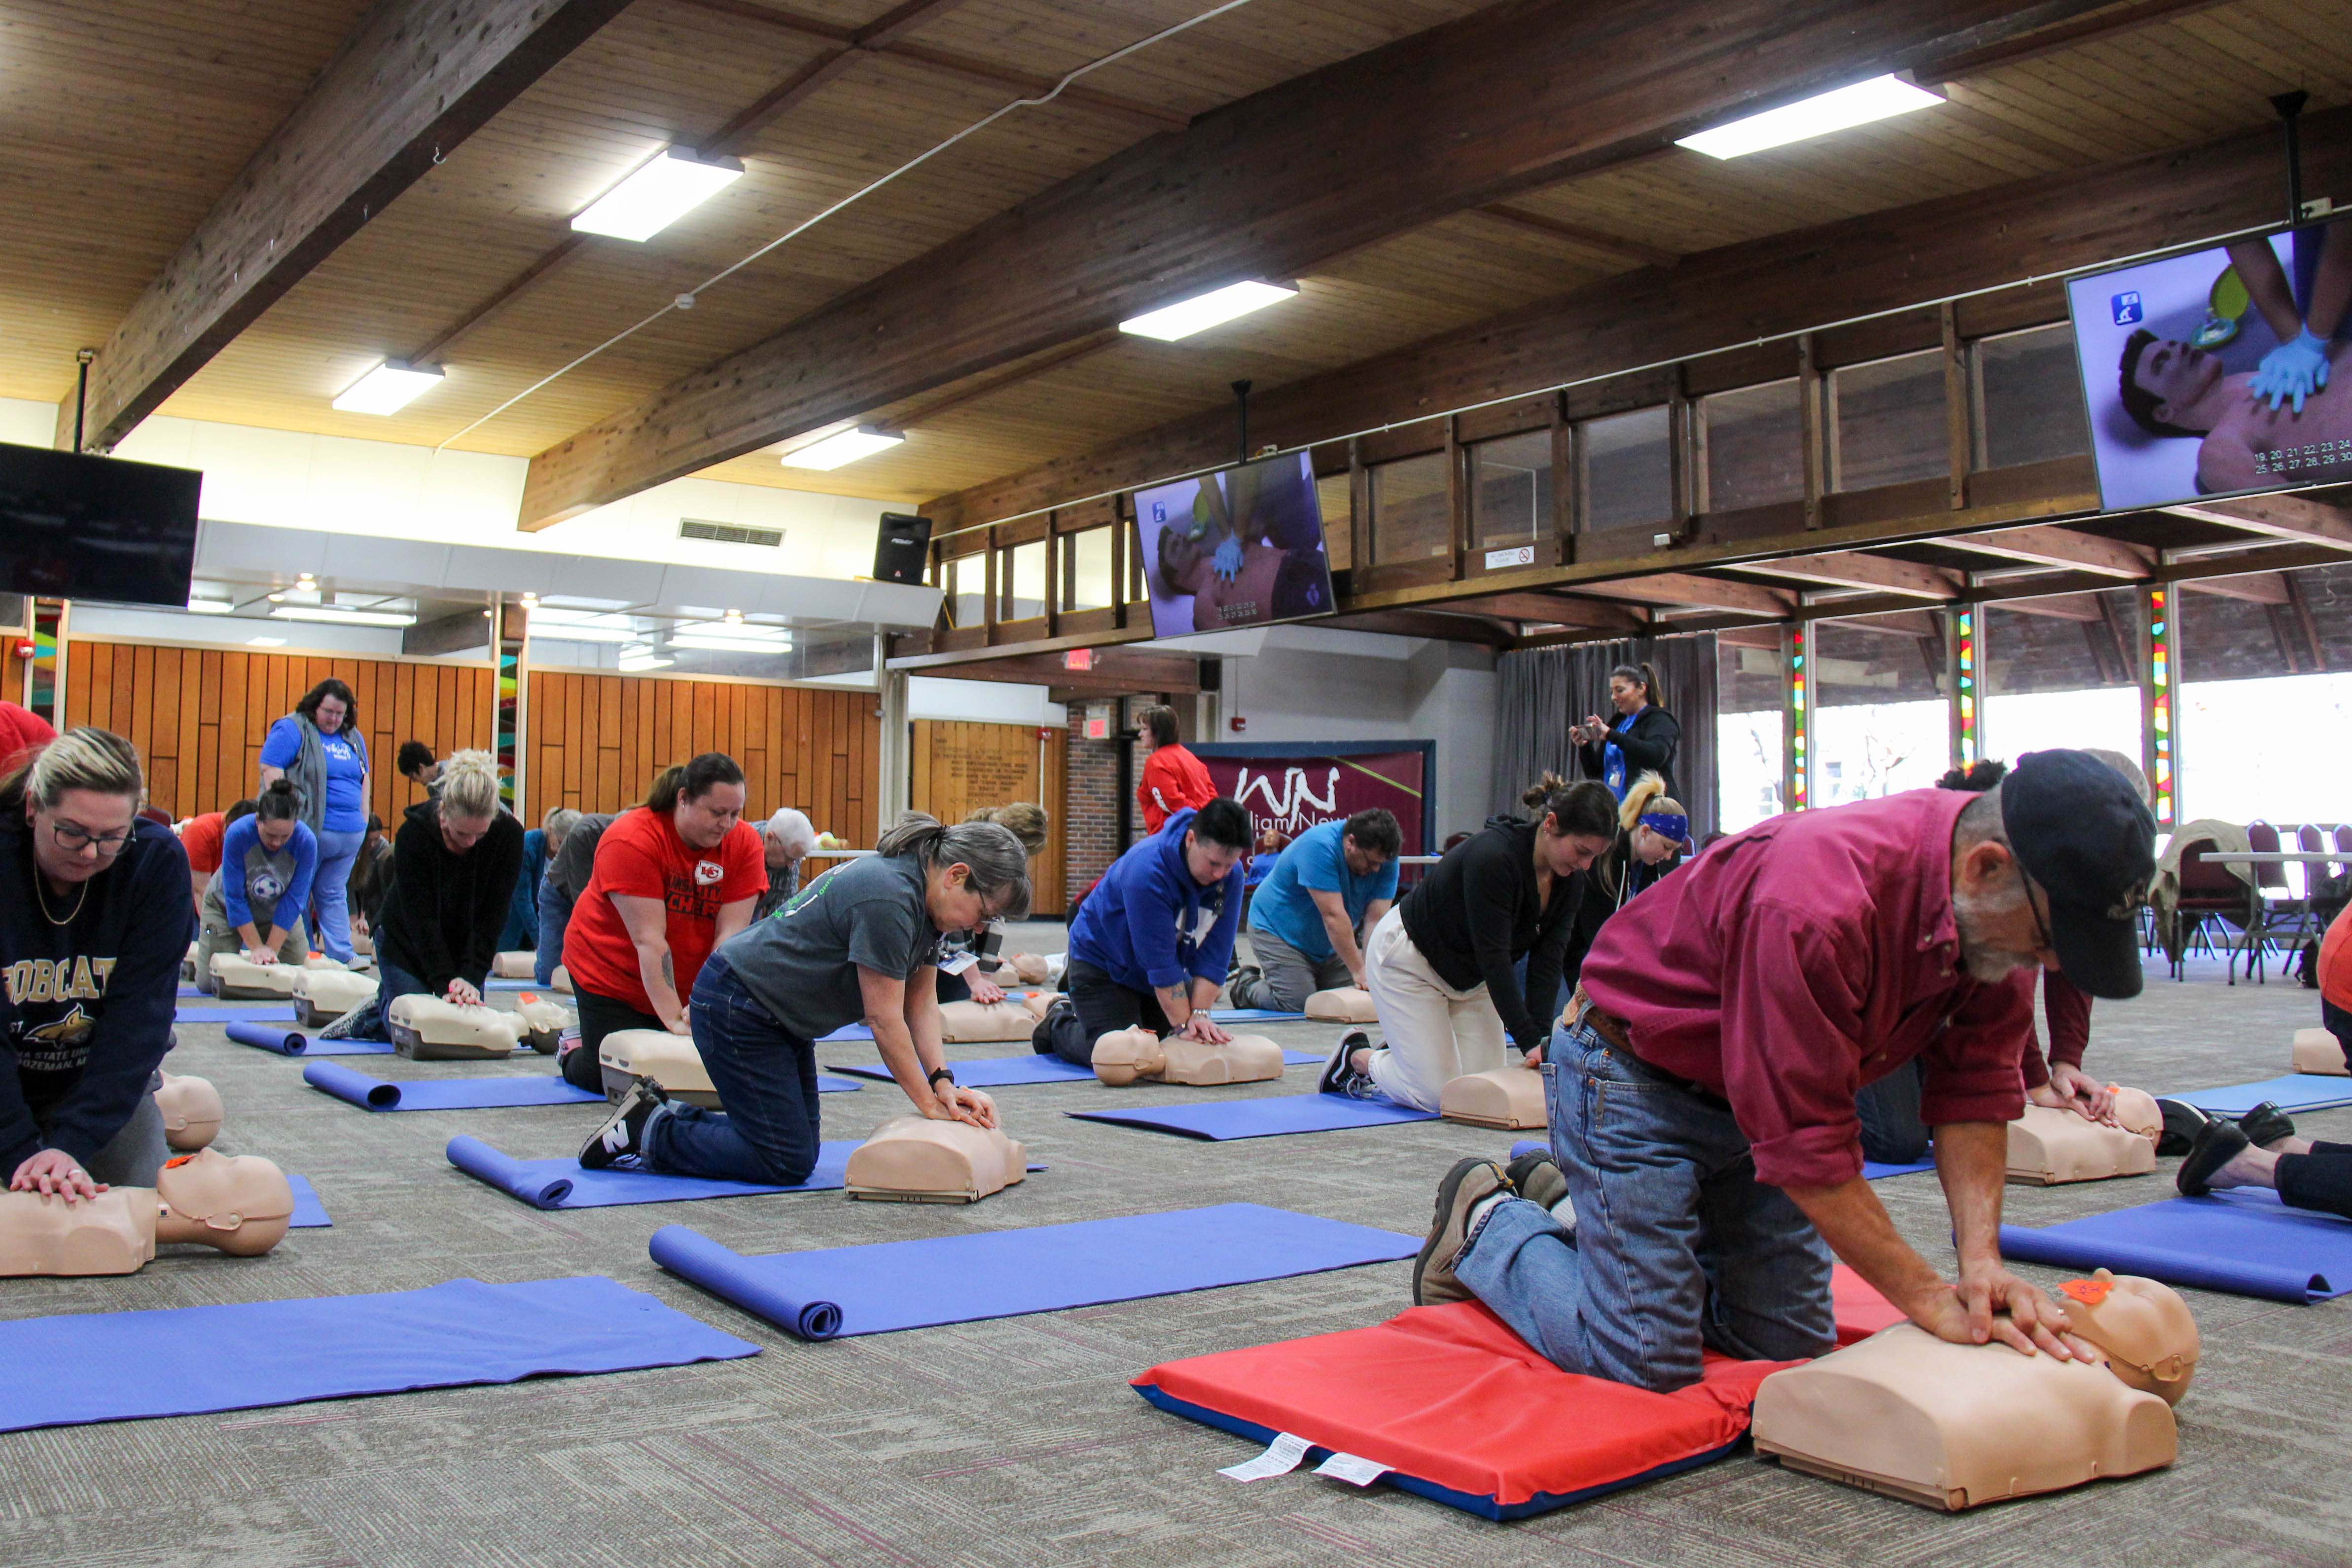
[0,442,202,608]
[1132,451,1335,639]
[2067,213,2352,510]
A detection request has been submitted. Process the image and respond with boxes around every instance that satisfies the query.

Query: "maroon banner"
[1191,745,1429,853]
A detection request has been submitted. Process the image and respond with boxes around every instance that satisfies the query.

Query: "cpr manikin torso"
[1440,1066,1547,1129]
[155,1071,223,1152]
[600,1028,718,1107]
[0,1149,296,1276]
[937,1000,1042,1042]
[1090,1027,1284,1086]
[2005,1087,2163,1183]
[491,951,536,979]
[209,952,301,998]
[292,966,378,1026]
[1751,1272,2196,1510]
[843,1115,1026,1203]
[1304,987,1377,1023]
[389,995,525,1060]
[2294,1027,2348,1075]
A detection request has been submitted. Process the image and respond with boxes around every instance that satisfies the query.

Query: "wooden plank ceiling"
[4,0,2348,546]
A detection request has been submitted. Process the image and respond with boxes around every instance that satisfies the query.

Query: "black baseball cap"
[2001,749,2158,1000]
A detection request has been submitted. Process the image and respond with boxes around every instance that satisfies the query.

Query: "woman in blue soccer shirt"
[192,779,317,989]
[257,677,369,965]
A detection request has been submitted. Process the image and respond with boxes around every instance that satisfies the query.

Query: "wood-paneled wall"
[909,719,1069,918]
[64,642,492,824]
[527,671,880,848]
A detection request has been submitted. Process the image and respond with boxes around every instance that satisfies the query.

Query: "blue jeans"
[1454,1021,1835,1393]
[1854,1059,1929,1165]
[310,826,366,963]
[340,954,428,1041]
[641,954,823,1185]
[535,877,573,987]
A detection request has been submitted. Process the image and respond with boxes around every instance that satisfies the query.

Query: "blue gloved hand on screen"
[1212,535,1245,583]
[2248,328,2330,414]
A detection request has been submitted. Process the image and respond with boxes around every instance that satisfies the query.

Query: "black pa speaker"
[874,512,932,586]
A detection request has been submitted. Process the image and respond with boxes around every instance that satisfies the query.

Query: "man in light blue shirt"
[1230,809,1402,1011]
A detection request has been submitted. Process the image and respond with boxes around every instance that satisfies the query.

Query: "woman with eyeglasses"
[257,677,370,967]
[0,728,195,1203]
[321,751,522,1041]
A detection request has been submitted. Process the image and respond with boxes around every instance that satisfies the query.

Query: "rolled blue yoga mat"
[824,1050,1322,1089]
[303,1061,606,1111]
[1069,1092,1437,1140]
[225,1021,393,1057]
[0,1276,757,1432]
[446,1134,858,1209]
[649,1202,1418,1341]
[1998,1187,2352,1304]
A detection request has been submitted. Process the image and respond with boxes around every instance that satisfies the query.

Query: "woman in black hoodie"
[324,750,522,1040]
[1571,662,1680,802]
[1320,779,1616,1110]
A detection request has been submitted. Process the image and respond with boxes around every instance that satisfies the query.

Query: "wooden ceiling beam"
[1995,592,2105,622]
[1948,524,2155,577]
[60,0,636,453]
[873,332,1122,437]
[2180,571,2290,606]
[1473,207,1679,270]
[1438,591,1648,631]
[1572,573,1798,618]
[2162,495,2352,552]
[1737,550,1961,599]
[520,0,2115,528]
[1911,0,2233,85]
[1320,610,1517,646]
[928,106,2352,536]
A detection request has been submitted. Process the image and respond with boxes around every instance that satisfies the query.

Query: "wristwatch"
[927,1066,956,1090]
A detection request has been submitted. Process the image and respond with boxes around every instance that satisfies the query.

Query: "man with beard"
[1412,749,2154,1393]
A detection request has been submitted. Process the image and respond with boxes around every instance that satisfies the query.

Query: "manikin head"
[2054,1270,2200,1404]
[1091,1026,1165,1085]
[875,812,1032,932]
[433,750,503,855]
[295,677,356,737]
[1182,798,1252,888]
[1607,662,1658,717]
[4,727,144,891]
[1527,778,1616,878]
[154,1148,296,1257]
[252,777,302,853]
[761,806,817,874]
[2118,330,2224,438]
[1340,807,1401,878]
[643,752,746,852]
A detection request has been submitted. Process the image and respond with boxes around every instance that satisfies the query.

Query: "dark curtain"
[1490,633,1719,842]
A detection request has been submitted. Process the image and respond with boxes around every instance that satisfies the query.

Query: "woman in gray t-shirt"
[580,813,1033,1184]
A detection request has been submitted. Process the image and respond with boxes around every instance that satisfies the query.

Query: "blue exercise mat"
[650,1202,1418,1340]
[824,1050,1321,1089]
[225,1020,392,1057]
[174,1004,297,1024]
[2172,1075,2352,1117]
[1069,1092,1438,1140]
[819,1022,873,1043]
[1209,1008,1310,1022]
[0,1275,757,1432]
[447,1134,858,1208]
[2000,1188,2352,1304]
[287,1174,331,1228]
[484,979,544,992]
[303,1061,606,1111]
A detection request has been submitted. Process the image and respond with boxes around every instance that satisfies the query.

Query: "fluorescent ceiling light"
[333,360,444,415]
[270,605,416,628]
[572,146,745,242]
[246,637,286,647]
[1675,74,1942,159]
[185,599,232,615]
[780,427,904,471]
[528,607,640,643]
[1119,280,1296,342]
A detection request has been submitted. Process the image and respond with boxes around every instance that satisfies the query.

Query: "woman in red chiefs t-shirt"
[557,754,767,1089]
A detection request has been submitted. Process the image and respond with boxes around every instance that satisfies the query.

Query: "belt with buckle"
[1565,986,1729,1108]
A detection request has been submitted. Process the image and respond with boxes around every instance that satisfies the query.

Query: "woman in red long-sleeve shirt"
[1135,705,1214,834]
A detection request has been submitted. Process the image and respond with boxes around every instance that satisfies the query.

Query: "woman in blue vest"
[257,678,369,966]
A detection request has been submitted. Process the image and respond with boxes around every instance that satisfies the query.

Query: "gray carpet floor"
[2,929,2346,1567]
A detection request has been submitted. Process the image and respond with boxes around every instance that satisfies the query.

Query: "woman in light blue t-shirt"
[257,677,370,964]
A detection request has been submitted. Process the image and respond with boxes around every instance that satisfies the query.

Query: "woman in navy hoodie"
[1041,798,1253,1067]
[0,728,192,1200]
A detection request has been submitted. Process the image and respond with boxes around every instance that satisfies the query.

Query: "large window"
[2177,563,2352,829]
[1580,407,1674,531]
[1973,324,2092,471]
[941,553,985,627]
[1064,528,1114,611]
[1702,380,1803,512]
[1831,351,1947,491]
[1316,471,1353,571]
[1981,587,2143,766]
[1002,540,1047,621]
[1811,613,1951,805]
[1368,452,1450,563]
[1717,632,1785,833]
[1471,431,1553,549]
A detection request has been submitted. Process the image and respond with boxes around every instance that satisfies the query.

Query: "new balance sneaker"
[580,1077,669,1170]
[1413,1157,1511,1307]
[1318,1030,1376,1098]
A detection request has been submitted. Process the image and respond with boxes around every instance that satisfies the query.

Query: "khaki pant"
[1360,906,1506,1111]
[194,913,308,995]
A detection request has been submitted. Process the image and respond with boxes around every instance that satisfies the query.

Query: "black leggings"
[564,985,667,1090]
[2277,1140,2352,1220]
[1048,961,1172,1068]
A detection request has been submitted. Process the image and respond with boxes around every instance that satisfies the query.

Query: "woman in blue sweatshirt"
[1039,798,1251,1067]
[0,728,193,1200]
[193,779,318,990]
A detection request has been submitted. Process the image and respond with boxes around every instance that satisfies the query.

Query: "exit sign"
[1064,648,1095,671]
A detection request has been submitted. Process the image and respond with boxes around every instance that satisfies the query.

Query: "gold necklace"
[34,871,88,927]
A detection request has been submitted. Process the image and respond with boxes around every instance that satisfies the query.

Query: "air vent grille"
[679,518,783,547]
